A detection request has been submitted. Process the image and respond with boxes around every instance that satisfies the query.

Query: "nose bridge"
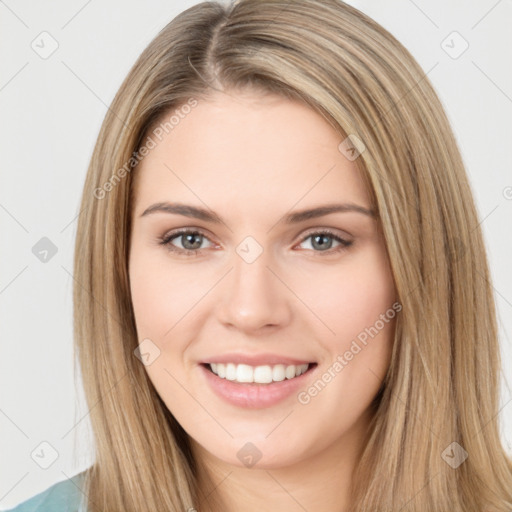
[217,236,290,330]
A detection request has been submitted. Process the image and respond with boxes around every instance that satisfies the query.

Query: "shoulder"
[3,471,88,512]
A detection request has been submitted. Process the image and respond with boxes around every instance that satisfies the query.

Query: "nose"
[216,246,292,334]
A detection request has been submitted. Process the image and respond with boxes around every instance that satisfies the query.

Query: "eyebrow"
[139,201,377,224]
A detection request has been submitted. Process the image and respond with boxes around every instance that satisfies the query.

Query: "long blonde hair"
[73,1,512,510]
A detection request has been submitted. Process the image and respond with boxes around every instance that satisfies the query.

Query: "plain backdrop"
[1,0,511,508]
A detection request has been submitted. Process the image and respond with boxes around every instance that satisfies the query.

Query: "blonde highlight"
[73,1,512,510]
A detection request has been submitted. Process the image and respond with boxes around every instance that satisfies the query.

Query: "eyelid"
[298,226,353,242]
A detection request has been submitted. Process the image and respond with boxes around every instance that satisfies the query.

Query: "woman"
[8,0,512,510]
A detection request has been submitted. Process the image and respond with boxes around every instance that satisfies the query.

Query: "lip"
[201,352,315,366]
[199,362,318,409]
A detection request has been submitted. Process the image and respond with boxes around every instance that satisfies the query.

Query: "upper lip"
[202,353,316,366]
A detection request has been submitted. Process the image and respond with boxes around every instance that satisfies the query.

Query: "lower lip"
[199,363,318,409]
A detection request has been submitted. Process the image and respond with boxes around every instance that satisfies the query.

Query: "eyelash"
[158,228,353,257]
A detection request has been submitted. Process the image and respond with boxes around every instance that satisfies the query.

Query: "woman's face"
[128,90,398,470]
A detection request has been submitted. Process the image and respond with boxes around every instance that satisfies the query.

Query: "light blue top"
[3,472,88,512]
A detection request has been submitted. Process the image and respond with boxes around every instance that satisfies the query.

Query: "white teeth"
[225,363,237,381]
[285,365,296,379]
[253,365,272,384]
[208,362,310,383]
[237,364,254,383]
[272,364,286,382]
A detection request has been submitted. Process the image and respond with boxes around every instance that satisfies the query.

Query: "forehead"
[132,91,371,217]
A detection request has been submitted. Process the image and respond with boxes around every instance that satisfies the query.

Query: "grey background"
[1,0,511,507]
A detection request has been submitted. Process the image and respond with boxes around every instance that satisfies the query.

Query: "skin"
[128,89,398,512]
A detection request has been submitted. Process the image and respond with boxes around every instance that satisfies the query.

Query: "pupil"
[184,233,202,250]
[313,234,331,250]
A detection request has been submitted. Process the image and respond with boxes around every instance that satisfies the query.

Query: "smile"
[200,362,318,409]
[208,362,310,383]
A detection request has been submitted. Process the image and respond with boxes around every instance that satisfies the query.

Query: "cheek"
[130,272,170,339]
[299,245,397,394]
[129,248,196,412]
[297,245,396,344]
[129,247,199,340]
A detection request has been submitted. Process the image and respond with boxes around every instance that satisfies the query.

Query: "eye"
[159,229,214,256]
[296,229,353,255]
[158,228,353,257]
